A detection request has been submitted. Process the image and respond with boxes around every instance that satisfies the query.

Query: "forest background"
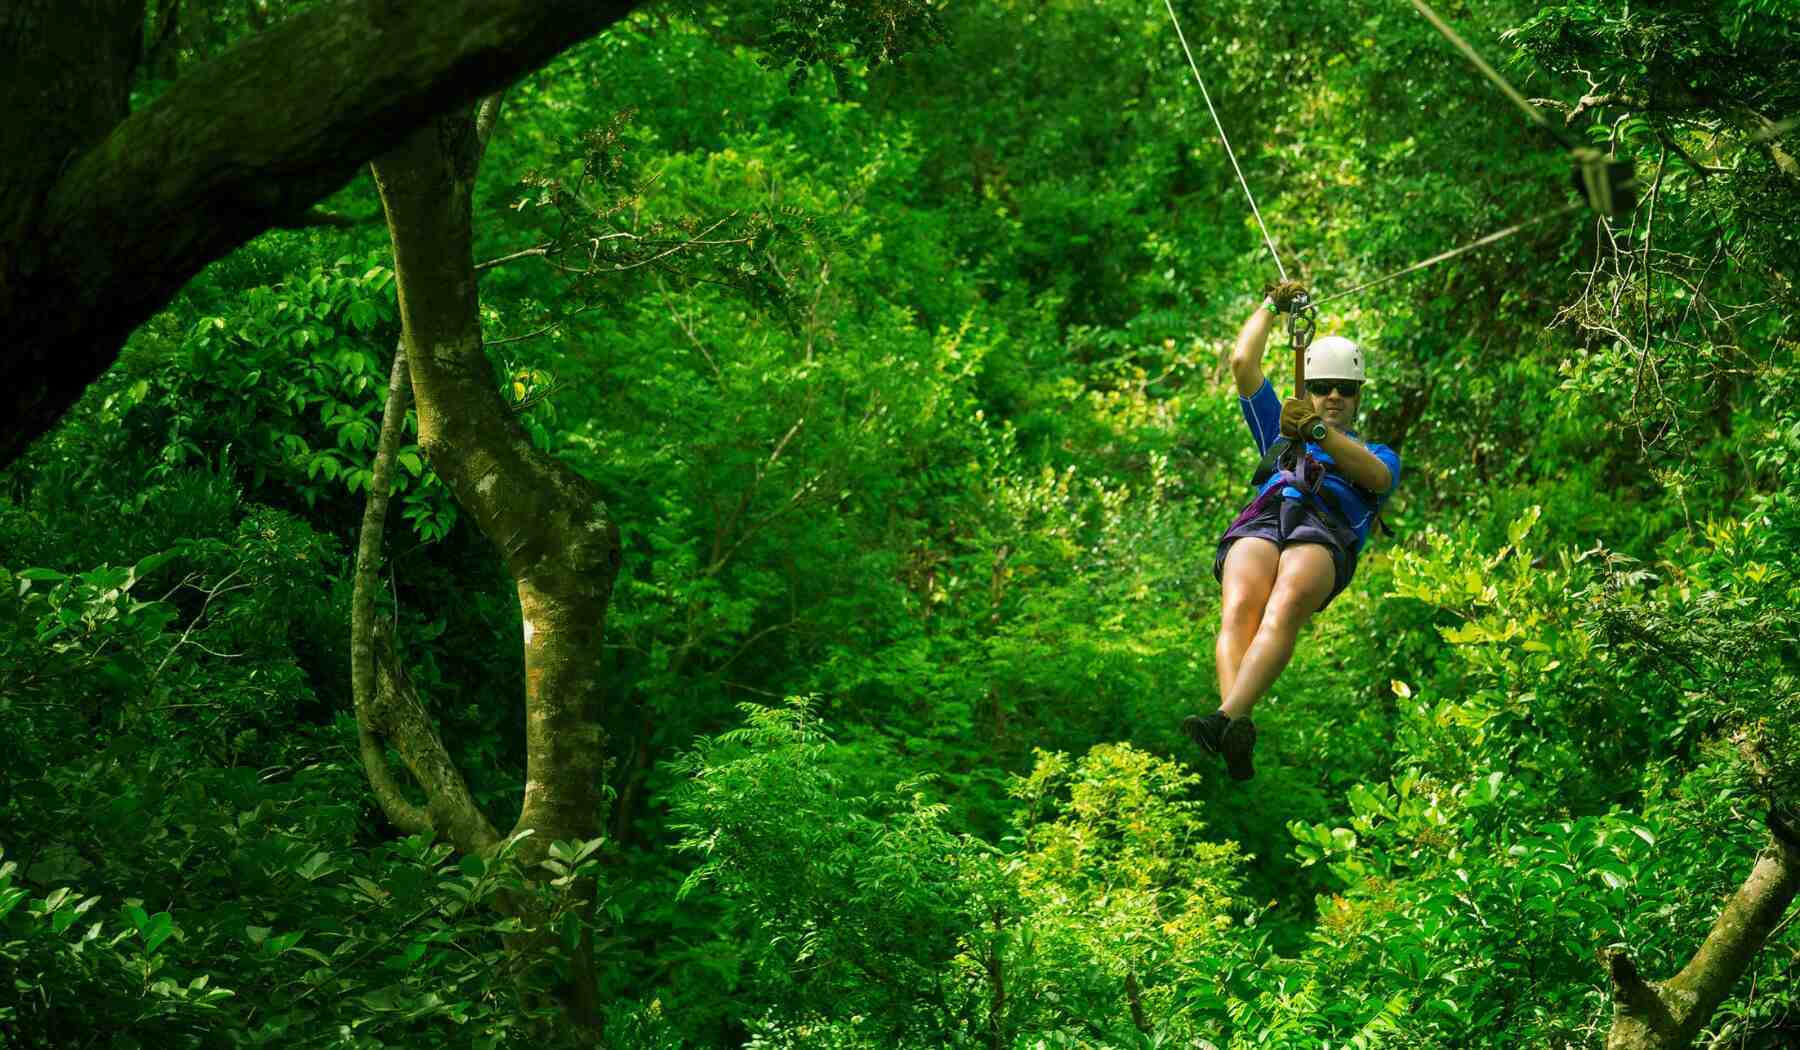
[2,0,1797,1047]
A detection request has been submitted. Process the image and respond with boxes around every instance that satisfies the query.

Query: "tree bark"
[352,346,502,852]
[1604,832,1800,1050]
[0,0,639,468]
[365,106,621,1032]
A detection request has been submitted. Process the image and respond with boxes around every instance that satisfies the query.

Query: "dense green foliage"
[4,0,1797,1046]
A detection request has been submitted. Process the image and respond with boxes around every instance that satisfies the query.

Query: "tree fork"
[1603,830,1799,1049]
[370,110,622,852]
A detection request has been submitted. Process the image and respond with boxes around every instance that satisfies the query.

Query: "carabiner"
[1287,291,1317,352]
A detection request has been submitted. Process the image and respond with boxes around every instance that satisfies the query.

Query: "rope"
[1306,0,1615,306]
[1161,0,1287,281]
[1312,201,1582,307]
[1408,0,1576,152]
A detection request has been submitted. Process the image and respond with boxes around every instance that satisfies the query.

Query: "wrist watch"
[1261,297,1280,315]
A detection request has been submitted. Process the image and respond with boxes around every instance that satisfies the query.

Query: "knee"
[1260,592,1313,634]
[1219,593,1265,634]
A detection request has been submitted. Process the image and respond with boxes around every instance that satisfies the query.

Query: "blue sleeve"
[1239,379,1282,456]
[1369,444,1401,499]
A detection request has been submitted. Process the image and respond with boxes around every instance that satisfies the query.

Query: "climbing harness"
[1233,436,1395,543]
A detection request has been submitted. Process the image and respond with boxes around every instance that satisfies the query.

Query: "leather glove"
[1280,397,1326,441]
[1263,279,1310,314]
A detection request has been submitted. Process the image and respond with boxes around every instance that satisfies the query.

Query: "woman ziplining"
[1159,0,1641,779]
[1183,282,1400,780]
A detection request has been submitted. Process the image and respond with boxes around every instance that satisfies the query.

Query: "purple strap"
[1226,450,1324,532]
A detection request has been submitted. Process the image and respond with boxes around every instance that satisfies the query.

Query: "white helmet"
[1306,335,1365,383]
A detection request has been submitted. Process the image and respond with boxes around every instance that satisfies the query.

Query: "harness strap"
[1249,437,1395,540]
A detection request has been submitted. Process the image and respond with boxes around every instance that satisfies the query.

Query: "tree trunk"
[352,345,502,853]
[1603,831,1799,1050]
[0,0,638,468]
[365,106,621,1032]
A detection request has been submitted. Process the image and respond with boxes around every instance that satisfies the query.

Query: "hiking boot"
[1183,711,1230,754]
[1220,716,1257,781]
[1183,711,1258,780]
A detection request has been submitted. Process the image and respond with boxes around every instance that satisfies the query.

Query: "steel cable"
[1162,0,1287,280]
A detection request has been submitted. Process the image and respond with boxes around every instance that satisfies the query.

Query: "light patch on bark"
[522,618,536,645]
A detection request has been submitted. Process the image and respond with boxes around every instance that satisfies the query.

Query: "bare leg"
[1215,538,1279,705]
[1219,543,1336,720]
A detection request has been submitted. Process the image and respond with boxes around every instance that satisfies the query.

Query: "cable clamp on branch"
[1570,147,1638,216]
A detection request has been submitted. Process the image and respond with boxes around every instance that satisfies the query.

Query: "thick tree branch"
[3,0,641,467]
[1605,834,1800,1050]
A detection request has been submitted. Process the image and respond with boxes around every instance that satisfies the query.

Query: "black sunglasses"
[1306,379,1362,398]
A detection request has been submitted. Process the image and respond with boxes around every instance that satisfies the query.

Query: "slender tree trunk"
[352,345,501,852]
[365,105,621,1033]
[1603,830,1799,1049]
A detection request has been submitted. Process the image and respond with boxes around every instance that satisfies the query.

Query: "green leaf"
[266,930,304,955]
[141,911,175,955]
[132,551,177,579]
[0,887,29,919]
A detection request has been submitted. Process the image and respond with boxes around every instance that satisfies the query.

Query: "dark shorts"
[1213,496,1359,611]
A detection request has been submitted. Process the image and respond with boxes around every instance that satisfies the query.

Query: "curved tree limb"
[351,343,500,853]
[2,0,640,467]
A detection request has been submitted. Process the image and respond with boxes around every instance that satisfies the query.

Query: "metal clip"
[1286,292,1317,352]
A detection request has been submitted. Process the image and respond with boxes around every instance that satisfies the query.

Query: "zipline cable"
[1408,0,1640,217]
[1312,201,1582,308]
[1161,0,1287,281]
[1155,0,1614,310]
[1298,0,1639,307]
[1407,0,1576,152]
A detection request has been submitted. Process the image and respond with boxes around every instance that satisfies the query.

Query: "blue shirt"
[1239,379,1400,548]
